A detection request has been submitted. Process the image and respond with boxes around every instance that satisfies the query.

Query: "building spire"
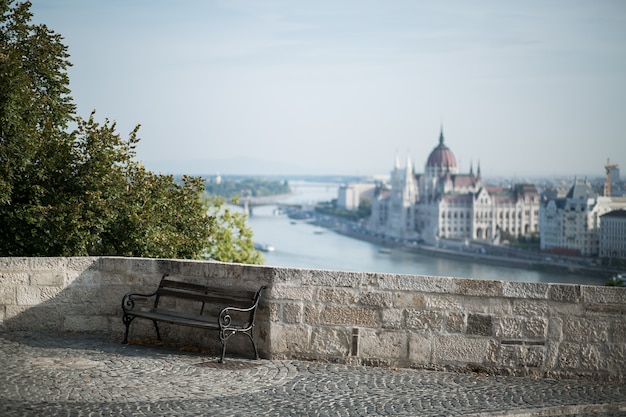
[469,160,474,176]
[477,160,481,180]
[439,125,444,145]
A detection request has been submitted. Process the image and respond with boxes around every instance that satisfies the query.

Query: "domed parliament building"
[368,128,540,246]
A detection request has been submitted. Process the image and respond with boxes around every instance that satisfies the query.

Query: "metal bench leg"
[219,339,227,363]
[152,320,162,341]
[244,330,260,360]
[122,315,134,344]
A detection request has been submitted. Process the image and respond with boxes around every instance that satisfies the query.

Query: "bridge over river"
[237,196,302,216]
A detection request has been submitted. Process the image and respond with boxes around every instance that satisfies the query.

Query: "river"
[245,181,607,286]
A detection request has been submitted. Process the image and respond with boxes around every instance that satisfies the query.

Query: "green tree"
[0,1,262,263]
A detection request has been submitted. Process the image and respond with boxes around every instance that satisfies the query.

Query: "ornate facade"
[540,180,626,256]
[368,128,540,245]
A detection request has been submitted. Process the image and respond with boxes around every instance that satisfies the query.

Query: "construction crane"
[604,159,618,197]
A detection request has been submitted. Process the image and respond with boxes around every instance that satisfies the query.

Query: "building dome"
[426,128,457,172]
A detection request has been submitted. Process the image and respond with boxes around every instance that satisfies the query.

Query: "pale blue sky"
[30,0,626,177]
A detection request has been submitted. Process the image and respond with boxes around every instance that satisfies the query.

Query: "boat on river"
[254,242,275,252]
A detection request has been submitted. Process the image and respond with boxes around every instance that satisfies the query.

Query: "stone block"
[408,332,432,363]
[302,270,364,288]
[322,306,379,327]
[98,272,139,287]
[16,286,42,306]
[393,292,425,308]
[406,310,443,332]
[549,284,581,302]
[30,271,65,287]
[310,327,351,356]
[433,335,490,364]
[525,317,548,339]
[524,346,545,368]
[54,285,101,305]
[0,286,16,304]
[377,274,454,293]
[445,312,465,333]
[548,301,584,317]
[0,272,29,285]
[580,344,607,372]
[547,317,563,342]
[557,342,580,369]
[66,257,99,272]
[28,257,65,271]
[129,258,158,275]
[268,303,280,322]
[582,286,626,305]
[485,338,499,364]
[271,267,305,284]
[359,329,408,359]
[512,299,548,317]
[496,316,524,339]
[304,304,322,324]
[500,345,545,368]
[563,317,609,343]
[99,257,133,273]
[611,320,626,343]
[605,344,626,376]
[269,324,309,354]
[502,282,549,300]
[68,270,102,286]
[3,305,29,321]
[359,291,393,307]
[463,297,511,315]
[454,279,502,297]
[0,257,29,270]
[467,314,493,336]
[283,303,303,324]
[270,285,314,301]
[316,287,358,304]
[544,340,560,370]
[424,294,463,311]
[381,308,404,329]
[39,286,65,303]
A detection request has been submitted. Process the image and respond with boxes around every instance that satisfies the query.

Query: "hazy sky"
[30,0,626,178]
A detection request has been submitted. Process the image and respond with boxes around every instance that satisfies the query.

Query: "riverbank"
[312,215,621,281]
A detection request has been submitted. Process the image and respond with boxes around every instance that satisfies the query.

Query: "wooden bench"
[121,274,266,362]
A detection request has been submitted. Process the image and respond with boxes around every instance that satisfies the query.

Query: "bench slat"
[159,279,257,300]
[157,288,255,307]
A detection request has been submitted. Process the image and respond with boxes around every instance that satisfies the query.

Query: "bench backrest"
[154,278,265,324]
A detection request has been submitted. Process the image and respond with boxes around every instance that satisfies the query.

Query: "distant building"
[368,128,540,245]
[540,179,626,256]
[337,183,376,211]
[599,210,626,260]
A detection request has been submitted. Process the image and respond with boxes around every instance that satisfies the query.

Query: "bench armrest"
[218,304,259,330]
[122,291,158,313]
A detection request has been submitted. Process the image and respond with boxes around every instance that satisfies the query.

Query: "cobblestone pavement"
[1,332,625,417]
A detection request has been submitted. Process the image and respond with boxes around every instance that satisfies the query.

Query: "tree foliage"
[204,177,290,199]
[0,1,262,263]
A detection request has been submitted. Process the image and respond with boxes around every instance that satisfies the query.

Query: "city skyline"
[30,1,626,177]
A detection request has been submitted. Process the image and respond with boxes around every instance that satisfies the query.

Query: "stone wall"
[1,256,625,380]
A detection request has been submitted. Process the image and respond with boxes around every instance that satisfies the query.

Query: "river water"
[245,181,606,286]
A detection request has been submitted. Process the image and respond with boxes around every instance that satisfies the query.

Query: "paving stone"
[0,331,624,416]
